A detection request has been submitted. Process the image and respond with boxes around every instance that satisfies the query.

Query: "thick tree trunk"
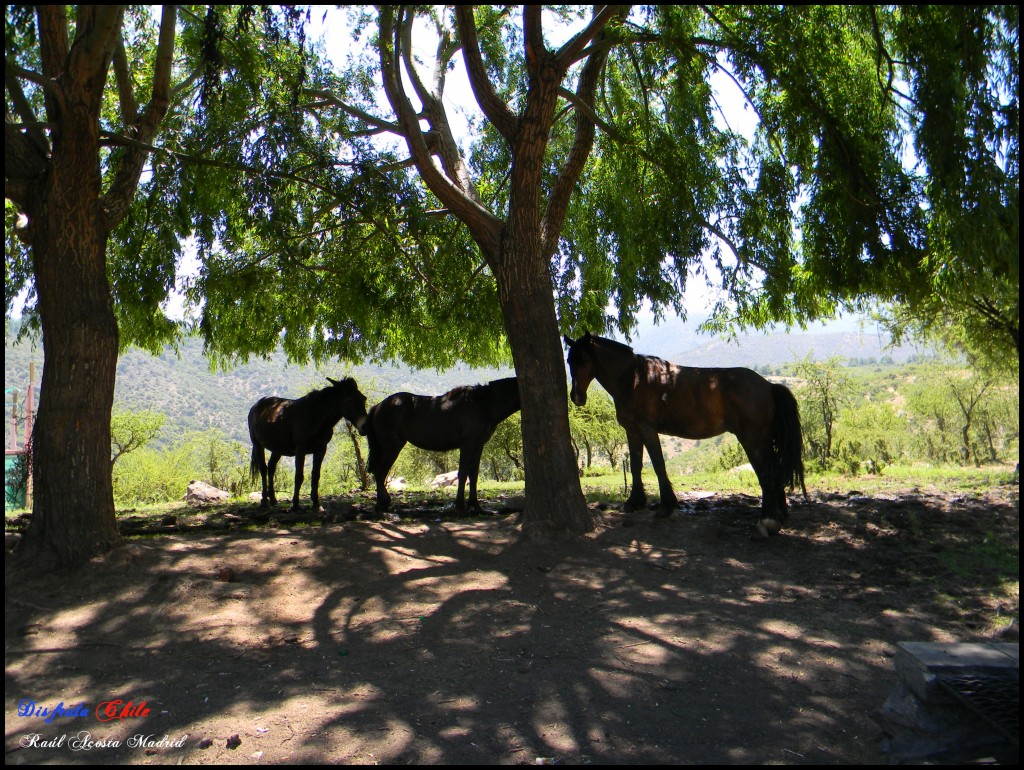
[16,95,122,568]
[496,232,593,538]
[489,48,593,539]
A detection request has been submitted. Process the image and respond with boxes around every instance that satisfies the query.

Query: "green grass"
[5,462,1016,524]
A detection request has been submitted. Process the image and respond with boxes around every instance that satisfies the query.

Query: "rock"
[185,480,230,507]
[430,471,460,488]
[501,495,527,512]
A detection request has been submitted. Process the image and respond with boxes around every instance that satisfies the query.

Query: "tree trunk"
[347,422,369,490]
[495,232,593,538]
[489,49,593,539]
[16,92,122,568]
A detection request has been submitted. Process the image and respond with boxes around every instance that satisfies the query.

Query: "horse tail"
[772,383,807,497]
[249,443,262,486]
[362,410,379,474]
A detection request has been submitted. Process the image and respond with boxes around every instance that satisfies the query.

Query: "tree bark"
[492,43,594,538]
[14,7,125,568]
[495,232,593,537]
[18,120,122,568]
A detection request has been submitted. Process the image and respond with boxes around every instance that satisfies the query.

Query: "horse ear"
[563,334,574,348]
[326,377,339,387]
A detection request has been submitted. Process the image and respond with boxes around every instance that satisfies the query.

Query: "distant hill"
[5,326,509,448]
[5,314,930,449]
[620,313,928,368]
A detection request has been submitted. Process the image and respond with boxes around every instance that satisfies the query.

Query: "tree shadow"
[4,489,1017,763]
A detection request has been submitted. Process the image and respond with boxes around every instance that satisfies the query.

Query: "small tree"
[181,429,249,493]
[110,407,165,466]
[834,401,909,475]
[795,356,856,470]
[482,413,525,483]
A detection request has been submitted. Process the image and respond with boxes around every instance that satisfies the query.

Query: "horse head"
[563,333,596,407]
[327,376,369,432]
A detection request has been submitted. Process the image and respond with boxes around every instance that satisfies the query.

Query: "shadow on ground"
[5,486,1018,764]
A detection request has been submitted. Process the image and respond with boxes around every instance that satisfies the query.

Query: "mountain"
[5,315,928,449]
[611,313,927,368]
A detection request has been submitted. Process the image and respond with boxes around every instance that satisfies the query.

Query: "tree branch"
[396,7,476,200]
[303,88,401,134]
[543,8,624,259]
[35,5,70,121]
[5,64,50,156]
[111,33,138,125]
[66,5,125,91]
[554,5,629,68]
[378,6,502,255]
[523,5,546,76]
[454,6,517,141]
[103,5,177,229]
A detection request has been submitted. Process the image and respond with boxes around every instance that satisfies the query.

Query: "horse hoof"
[755,518,782,539]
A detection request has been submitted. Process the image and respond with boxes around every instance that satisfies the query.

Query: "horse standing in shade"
[248,377,368,512]
[362,377,521,513]
[564,333,805,537]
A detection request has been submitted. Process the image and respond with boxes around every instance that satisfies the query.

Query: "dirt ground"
[5,483,1019,765]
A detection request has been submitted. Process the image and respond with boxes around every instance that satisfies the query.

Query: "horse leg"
[310,450,324,512]
[369,442,403,512]
[255,447,271,508]
[643,430,677,517]
[292,454,305,511]
[739,438,782,538]
[623,431,647,512]
[457,443,485,513]
[267,453,281,507]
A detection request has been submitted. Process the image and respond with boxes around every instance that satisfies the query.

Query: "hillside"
[624,313,927,367]
[5,327,510,447]
[6,315,924,449]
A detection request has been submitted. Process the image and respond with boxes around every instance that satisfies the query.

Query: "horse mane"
[589,335,634,356]
[307,377,357,403]
[487,376,518,390]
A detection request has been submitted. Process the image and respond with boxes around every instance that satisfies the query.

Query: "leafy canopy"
[8,6,1016,372]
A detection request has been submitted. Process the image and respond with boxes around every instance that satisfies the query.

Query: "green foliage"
[111,406,165,465]
[482,414,525,483]
[905,364,1019,466]
[878,6,1019,369]
[568,389,626,469]
[795,356,856,469]
[708,436,750,473]
[833,401,909,475]
[112,428,250,507]
[6,450,30,509]
[316,422,369,494]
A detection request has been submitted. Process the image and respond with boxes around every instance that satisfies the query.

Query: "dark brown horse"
[362,377,521,513]
[564,333,805,536]
[248,377,368,511]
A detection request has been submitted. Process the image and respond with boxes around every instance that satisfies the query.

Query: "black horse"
[248,377,368,512]
[565,333,805,536]
[362,377,521,513]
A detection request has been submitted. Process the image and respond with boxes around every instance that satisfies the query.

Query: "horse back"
[248,397,288,439]
[249,395,333,456]
[630,358,774,440]
[368,382,518,453]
